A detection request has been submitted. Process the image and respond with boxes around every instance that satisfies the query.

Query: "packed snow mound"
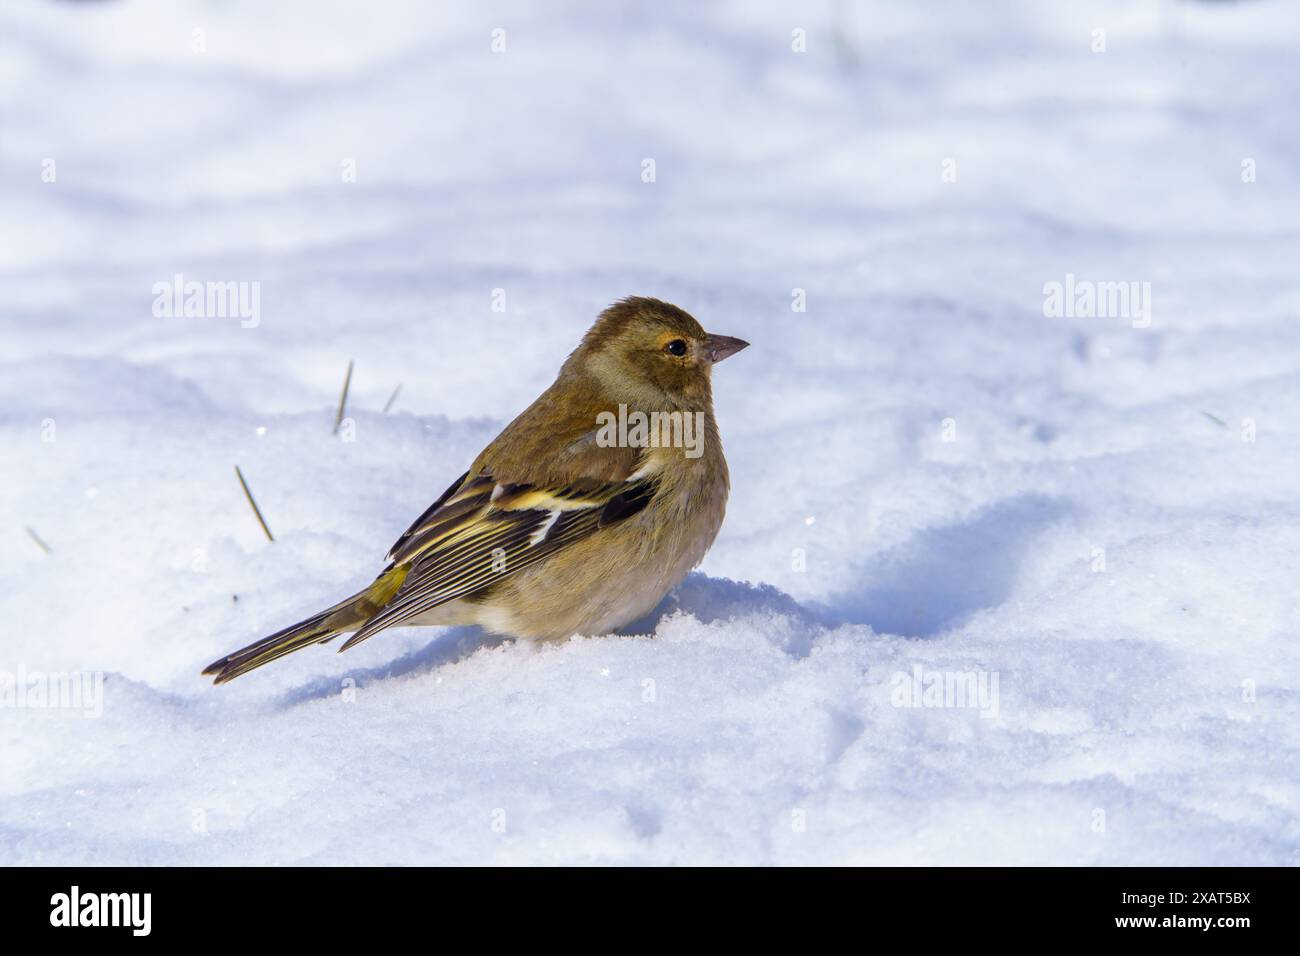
[1,0,1298,864]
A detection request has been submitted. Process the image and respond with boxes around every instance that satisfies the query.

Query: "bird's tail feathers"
[202,566,409,684]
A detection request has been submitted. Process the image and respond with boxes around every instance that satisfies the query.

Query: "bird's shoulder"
[472,371,645,485]
[382,375,653,565]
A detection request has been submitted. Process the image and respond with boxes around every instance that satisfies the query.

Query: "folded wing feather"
[341,461,660,649]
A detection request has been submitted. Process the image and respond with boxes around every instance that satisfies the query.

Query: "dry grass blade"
[333,359,354,434]
[235,465,275,542]
[382,383,402,414]
[24,525,51,554]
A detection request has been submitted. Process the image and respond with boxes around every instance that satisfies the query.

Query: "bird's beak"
[704,333,750,364]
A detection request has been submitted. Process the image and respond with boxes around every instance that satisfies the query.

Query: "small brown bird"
[204,297,748,683]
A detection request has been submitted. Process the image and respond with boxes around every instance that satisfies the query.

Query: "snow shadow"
[274,626,509,707]
[823,493,1071,638]
[621,572,824,635]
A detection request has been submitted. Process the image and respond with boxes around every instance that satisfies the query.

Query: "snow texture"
[2,0,1299,865]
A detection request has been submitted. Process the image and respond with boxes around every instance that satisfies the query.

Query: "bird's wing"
[342,455,660,649]
[384,468,478,566]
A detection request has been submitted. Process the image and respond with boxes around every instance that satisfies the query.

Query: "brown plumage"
[203,296,748,684]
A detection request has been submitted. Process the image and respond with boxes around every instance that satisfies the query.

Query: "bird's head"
[572,296,749,409]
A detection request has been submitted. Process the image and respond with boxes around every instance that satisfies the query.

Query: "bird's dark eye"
[664,339,688,356]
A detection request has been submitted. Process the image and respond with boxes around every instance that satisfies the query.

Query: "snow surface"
[2,0,1299,865]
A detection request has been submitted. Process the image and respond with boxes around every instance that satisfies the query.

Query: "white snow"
[2,0,1299,864]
